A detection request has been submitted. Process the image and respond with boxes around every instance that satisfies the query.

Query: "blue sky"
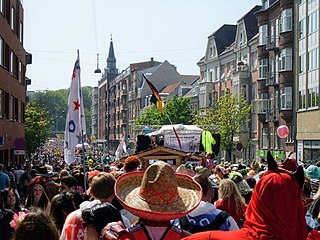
[23,0,261,91]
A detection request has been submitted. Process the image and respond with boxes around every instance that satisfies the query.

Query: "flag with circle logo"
[64,50,86,165]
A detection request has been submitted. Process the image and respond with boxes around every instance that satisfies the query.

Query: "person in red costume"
[180,150,309,240]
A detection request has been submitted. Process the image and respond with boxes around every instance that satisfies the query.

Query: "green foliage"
[25,102,52,156]
[134,96,195,133]
[30,87,92,135]
[194,92,251,160]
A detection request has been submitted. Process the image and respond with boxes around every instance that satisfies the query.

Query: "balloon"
[277,125,289,138]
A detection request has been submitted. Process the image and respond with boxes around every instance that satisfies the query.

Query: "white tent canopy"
[148,124,203,136]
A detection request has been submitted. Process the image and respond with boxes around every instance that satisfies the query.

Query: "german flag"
[143,74,164,113]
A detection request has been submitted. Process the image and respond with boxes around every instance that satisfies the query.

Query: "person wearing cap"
[104,161,202,240]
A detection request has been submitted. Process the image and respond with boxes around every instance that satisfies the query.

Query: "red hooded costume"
[182,151,308,240]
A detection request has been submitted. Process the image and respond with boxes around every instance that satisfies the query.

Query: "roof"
[180,75,199,85]
[239,5,261,42]
[161,82,181,94]
[209,24,237,55]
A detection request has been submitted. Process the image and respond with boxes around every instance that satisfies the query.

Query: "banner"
[164,134,200,152]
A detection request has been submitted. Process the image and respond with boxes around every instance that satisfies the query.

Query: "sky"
[23,0,261,91]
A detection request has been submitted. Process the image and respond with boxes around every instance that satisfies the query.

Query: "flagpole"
[164,109,182,151]
[81,130,87,192]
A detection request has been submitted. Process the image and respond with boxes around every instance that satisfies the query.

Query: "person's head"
[12,208,59,240]
[214,165,225,179]
[90,172,116,202]
[0,164,4,172]
[195,177,213,202]
[50,190,84,231]
[59,169,69,178]
[115,161,202,223]
[218,178,246,214]
[0,188,20,212]
[26,176,49,209]
[81,202,123,240]
[59,176,78,192]
[123,156,140,173]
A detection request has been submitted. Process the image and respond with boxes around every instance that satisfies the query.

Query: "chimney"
[150,57,154,66]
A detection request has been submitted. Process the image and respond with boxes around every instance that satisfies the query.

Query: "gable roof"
[238,5,261,42]
[209,24,237,55]
[161,82,181,94]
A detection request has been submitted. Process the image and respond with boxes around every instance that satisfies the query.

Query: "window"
[214,66,218,81]
[299,54,306,74]
[10,50,14,75]
[11,7,15,31]
[259,25,268,45]
[280,87,292,110]
[251,52,257,69]
[279,48,292,71]
[251,114,257,132]
[299,89,306,109]
[19,22,23,44]
[0,0,3,14]
[299,19,306,39]
[259,93,269,113]
[0,37,2,66]
[0,89,2,118]
[262,128,269,149]
[308,87,319,108]
[308,48,319,71]
[209,69,213,82]
[308,10,319,34]
[280,8,293,32]
[286,125,295,143]
[262,0,269,10]
[258,59,268,79]
[252,83,257,100]
[9,95,13,121]
[241,85,248,100]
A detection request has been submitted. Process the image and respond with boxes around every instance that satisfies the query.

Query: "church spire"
[106,34,117,74]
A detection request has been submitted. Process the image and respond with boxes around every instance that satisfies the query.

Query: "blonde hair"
[218,178,246,215]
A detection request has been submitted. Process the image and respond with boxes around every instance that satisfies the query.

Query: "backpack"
[179,210,230,233]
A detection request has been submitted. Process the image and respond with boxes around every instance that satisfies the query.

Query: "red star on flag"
[73,100,80,111]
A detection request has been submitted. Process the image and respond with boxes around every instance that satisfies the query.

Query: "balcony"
[252,99,269,114]
[266,36,279,51]
[266,72,279,86]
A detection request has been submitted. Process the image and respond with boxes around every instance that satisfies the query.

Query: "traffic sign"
[14,150,25,155]
[14,138,26,150]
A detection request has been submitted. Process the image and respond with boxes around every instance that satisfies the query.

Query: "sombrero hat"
[115,161,202,221]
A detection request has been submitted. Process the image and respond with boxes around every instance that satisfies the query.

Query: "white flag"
[64,51,86,165]
[115,136,127,160]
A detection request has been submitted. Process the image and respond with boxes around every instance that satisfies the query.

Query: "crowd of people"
[0,138,320,239]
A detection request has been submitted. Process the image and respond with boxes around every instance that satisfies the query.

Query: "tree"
[134,95,195,133]
[30,87,92,135]
[194,92,251,161]
[25,102,52,157]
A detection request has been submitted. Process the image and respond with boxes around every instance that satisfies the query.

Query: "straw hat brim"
[115,171,202,221]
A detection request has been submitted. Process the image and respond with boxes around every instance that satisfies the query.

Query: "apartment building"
[197,6,260,162]
[256,0,295,160]
[296,0,320,163]
[97,38,119,142]
[91,86,98,138]
[0,0,30,165]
